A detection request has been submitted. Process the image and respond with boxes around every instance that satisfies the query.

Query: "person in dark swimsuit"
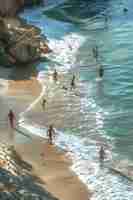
[42,98,47,110]
[99,65,104,78]
[70,75,76,90]
[99,146,106,163]
[47,125,56,145]
[8,109,16,129]
[92,46,99,62]
[53,69,58,82]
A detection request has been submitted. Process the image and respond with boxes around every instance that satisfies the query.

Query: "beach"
[1,1,133,199]
[0,69,91,200]
[15,137,90,200]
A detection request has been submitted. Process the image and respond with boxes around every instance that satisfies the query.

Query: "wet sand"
[0,72,91,200]
[23,71,81,131]
[15,136,91,200]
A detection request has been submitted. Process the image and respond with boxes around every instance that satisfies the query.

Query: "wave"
[19,3,133,199]
[43,7,84,24]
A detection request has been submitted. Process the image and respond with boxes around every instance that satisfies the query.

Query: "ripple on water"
[20,1,133,199]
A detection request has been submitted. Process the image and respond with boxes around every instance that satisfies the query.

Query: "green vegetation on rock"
[0,45,11,66]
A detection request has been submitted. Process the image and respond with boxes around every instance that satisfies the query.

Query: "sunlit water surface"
[20,0,133,199]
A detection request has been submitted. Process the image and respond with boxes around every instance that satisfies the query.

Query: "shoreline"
[15,136,91,200]
[1,73,91,200]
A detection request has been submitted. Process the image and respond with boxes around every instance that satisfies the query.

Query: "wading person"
[8,109,16,129]
[123,8,128,13]
[98,65,104,78]
[47,125,56,145]
[99,146,106,164]
[70,75,76,90]
[92,46,98,62]
[53,69,58,82]
[42,98,47,110]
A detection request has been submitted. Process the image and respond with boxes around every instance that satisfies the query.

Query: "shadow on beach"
[0,143,59,200]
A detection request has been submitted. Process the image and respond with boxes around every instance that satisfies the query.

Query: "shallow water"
[20,0,133,199]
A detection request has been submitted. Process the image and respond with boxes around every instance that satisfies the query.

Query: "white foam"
[47,33,86,71]
[0,79,8,94]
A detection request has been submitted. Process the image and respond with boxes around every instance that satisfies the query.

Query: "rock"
[40,43,52,54]
[0,183,5,191]
[0,44,12,66]
[0,0,44,17]
[0,0,24,17]
[24,0,42,6]
[9,42,40,63]
[0,17,50,66]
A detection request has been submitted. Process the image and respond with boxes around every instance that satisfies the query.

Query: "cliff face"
[0,0,42,16]
[24,0,42,6]
[0,17,51,66]
[0,0,24,16]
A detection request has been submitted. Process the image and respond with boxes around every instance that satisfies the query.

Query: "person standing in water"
[8,109,16,129]
[99,146,106,163]
[123,8,128,13]
[70,75,76,90]
[42,98,47,110]
[98,65,104,78]
[92,46,99,62]
[47,125,56,145]
[53,69,58,82]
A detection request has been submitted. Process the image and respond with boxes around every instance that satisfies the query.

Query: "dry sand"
[0,74,91,200]
[15,137,91,200]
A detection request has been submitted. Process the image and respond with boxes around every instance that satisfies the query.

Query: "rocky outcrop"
[0,17,51,66]
[0,0,43,17]
[0,143,59,200]
[0,0,24,17]
[24,0,42,6]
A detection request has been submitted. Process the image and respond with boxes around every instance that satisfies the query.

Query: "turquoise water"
[46,0,133,160]
[20,0,133,199]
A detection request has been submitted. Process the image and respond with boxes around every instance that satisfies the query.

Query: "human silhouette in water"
[62,85,68,91]
[99,65,104,78]
[8,109,16,129]
[71,75,76,90]
[123,8,128,13]
[92,46,99,62]
[104,14,109,29]
[99,146,106,163]
[42,98,47,110]
[47,125,56,145]
[53,69,58,82]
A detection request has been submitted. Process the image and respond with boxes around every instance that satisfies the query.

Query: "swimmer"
[123,8,128,13]
[62,86,68,91]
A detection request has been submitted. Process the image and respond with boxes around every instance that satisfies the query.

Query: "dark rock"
[0,44,12,67]
[24,0,42,6]
[0,17,50,66]
[0,0,24,17]
[0,0,43,17]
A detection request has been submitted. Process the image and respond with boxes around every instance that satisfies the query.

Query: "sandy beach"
[0,70,91,200]
[15,137,91,200]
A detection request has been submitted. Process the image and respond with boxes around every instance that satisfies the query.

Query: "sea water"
[20,0,133,199]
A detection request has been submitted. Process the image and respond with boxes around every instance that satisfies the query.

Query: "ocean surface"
[20,0,133,199]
